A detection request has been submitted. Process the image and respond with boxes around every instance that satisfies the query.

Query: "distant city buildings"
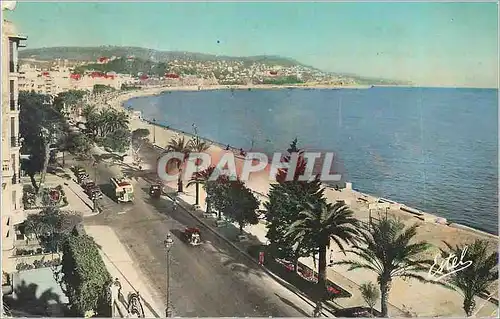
[2,3,27,271]
[18,53,356,92]
[19,62,135,95]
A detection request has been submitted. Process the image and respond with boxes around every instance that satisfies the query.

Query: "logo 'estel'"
[156,151,342,182]
[427,246,473,282]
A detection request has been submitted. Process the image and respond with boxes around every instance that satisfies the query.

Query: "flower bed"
[16,258,61,271]
[275,258,349,297]
[22,185,69,209]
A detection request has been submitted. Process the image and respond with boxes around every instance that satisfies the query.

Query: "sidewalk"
[85,225,164,318]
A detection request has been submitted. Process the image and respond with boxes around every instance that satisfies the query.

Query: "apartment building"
[19,63,133,95]
[2,6,27,266]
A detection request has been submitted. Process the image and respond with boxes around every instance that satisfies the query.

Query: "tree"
[211,178,259,233]
[360,282,379,316]
[93,84,114,94]
[67,133,92,156]
[187,166,217,213]
[81,104,96,121]
[166,136,191,192]
[187,136,210,206]
[19,91,66,192]
[53,90,87,115]
[265,138,325,268]
[84,108,129,141]
[131,128,150,160]
[335,216,437,317]
[25,207,82,252]
[103,128,131,153]
[442,239,498,317]
[206,174,231,220]
[61,234,112,317]
[286,201,360,317]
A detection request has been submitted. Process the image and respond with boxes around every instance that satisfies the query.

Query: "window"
[12,190,17,210]
[9,40,15,72]
[10,117,16,147]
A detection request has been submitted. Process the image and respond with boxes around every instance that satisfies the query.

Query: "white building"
[19,63,133,95]
[2,2,27,270]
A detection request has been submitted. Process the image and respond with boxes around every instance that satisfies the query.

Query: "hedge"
[61,234,112,316]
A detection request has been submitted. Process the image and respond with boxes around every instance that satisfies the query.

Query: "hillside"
[19,46,411,85]
[19,46,305,67]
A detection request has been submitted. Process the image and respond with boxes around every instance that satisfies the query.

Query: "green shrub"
[61,234,112,316]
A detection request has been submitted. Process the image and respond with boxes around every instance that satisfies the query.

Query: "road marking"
[117,211,126,215]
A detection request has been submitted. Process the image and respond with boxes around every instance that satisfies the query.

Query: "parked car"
[77,172,89,182]
[83,181,96,192]
[88,188,103,200]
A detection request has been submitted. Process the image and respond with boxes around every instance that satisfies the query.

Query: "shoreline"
[105,88,498,240]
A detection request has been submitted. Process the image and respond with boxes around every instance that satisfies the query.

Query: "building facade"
[2,5,27,263]
[19,63,134,95]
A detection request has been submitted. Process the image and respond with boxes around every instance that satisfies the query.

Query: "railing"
[12,173,18,184]
[10,137,18,148]
[2,160,9,172]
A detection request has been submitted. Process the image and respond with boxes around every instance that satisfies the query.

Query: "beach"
[101,87,497,316]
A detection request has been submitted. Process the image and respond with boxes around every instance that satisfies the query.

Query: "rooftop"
[3,267,69,316]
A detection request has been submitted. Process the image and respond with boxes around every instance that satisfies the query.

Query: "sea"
[125,87,498,235]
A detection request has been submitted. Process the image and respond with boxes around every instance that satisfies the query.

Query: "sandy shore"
[98,88,497,316]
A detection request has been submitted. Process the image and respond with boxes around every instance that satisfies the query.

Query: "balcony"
[10,99,18,111]
[10,136,19,148]
[9,61,19,73]
[2,160,11,177]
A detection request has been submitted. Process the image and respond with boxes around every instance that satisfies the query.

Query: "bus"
[110,177,134,203]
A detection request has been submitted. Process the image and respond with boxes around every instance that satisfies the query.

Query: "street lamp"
[153,118,156,144]
[164,233,174,317]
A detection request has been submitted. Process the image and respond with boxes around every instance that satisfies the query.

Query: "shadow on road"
[99,183,118,203]
[275,293,311,317]
[142,193,264,279]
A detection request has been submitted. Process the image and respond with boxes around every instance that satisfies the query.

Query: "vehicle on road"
[183,227,201,246]
[89,188,103,200]
[149,184,162,198]
[83,181,96,191]
[110,177,134,203]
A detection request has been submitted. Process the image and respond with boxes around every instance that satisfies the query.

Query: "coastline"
[107,88,497,241]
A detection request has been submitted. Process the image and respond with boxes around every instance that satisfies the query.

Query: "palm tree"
[166,137,191,192]
[360,281,379,316]
[187,136,211,206]
[187,166,217,213]
[442,239,498,317]
[335,216,436,317]
[286,201,360,317]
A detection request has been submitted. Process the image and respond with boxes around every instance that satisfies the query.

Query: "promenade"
[102,90,498,317]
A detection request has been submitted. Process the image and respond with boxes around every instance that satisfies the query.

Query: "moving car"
[149,184,162,198]
[182,227,201,246]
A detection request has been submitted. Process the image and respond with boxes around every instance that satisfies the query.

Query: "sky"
[4,1,499,88]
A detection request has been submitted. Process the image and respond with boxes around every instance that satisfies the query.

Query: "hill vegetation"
[19,46,305,67]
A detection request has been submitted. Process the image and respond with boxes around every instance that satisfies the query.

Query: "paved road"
[69,152,314,317]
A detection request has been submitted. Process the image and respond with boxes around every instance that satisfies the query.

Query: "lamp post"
[153,118,156,144]
[164,233,174,317]
[192,123,200,208]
